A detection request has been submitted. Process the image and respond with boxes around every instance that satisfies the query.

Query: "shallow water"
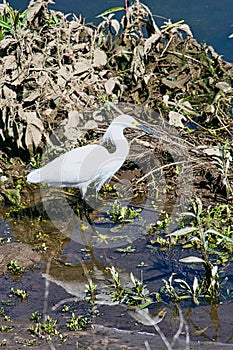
[1,193,233,347]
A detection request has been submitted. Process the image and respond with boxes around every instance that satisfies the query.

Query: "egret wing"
[27,144,102,186]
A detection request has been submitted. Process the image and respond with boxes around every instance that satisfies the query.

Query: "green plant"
[0,2,27,40]
[85,279,98,305]
[147,210,170,234]
[107,200,141,224]
[29,154,41,169]
[7,260,24,274]
[96,7,125,18]
[0,325,13,332]
[45,11,59,28]
[30,312,42,322]
[212,142,233,199]
[0,308,11,323]
[29,316,58,337]
[116,245,136,253]
[162,263,220,304]
[10,288,27,300]
[108,266,124,301]
[180,199,233,261]
[61,305,70,312]
[162,273,202,305]
[4,189,21,206]
[108,266,153,306]
[100,183,118,198]
[66,313,89,331]
[0,308,5,317]
[0,339,7,346]
[166,198,233,301]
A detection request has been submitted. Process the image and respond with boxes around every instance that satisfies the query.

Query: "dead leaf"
[215,82,231,93]
[105,77,117,94]
[110,19,120,35]
[85,120,98,129]
[168,111,186,128]
[0,242,41,274]
[74,59,91,74]
[24,90,41,102]
[180,100,199,116]
[198,146,232,160]
[57,66,71,87]
[176,24,193,37]
[162,74,190,89]
[3,55,17,72]
[0,37,17,50]
[2,85,17,99]
[93,49,107,68]
[31,53,45,67]
[27,0,55,22]
[144,33,161,54]
[24,111,44,148]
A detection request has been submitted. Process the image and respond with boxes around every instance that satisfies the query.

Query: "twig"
[144,340,151,350]
[153,323,173,350]
[171,306,190,349]
[136,160,192,184]
[160,35,174,57]
[43,256,53,321]
[51,297,79,311]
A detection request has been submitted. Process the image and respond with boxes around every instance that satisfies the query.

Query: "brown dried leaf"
[73,43,88,51]
[0,37,17,50]
[176,24,193,38]
[0,128,4,141]
[105,77,117,95]
[57,66,71,87]
[26,112,44,130]
[3,55,17,72]
[74,59,91,74]
[37,72,49,86]
[27,0,54,23]
[85,120,98,129]
[24,90,41,102]
[215,81,231,93]
[144,33,161,54]
[162,74,190,89]
[63,110,82,140]
[168,111,186,128]
[2,85,16,99]
[93,49,107,68]
[30,53,45,67]
[24,111,44,148]
[110,19,120,35]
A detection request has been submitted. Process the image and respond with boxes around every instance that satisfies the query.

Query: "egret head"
[102,114,159,144]
[111,114,140,128]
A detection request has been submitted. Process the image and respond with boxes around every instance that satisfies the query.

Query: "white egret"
[27,114,158,198]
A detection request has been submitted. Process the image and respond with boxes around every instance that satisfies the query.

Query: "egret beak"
[137,124,160,137]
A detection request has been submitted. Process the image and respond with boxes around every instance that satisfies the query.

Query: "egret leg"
[83,200,93,226]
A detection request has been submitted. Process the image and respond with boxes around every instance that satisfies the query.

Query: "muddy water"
[0,194,233,348]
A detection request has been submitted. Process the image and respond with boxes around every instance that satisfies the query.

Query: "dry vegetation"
[0,0,232,205]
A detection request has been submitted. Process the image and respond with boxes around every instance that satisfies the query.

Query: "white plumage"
[27,114,157,197]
